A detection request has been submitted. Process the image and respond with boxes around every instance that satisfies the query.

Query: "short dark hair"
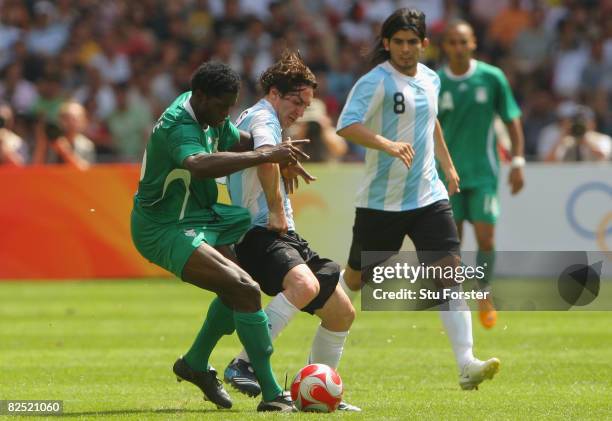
[370,8,427,66]
[260,50,317,95]
[191,62,240,96]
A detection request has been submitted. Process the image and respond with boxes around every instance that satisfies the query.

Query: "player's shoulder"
[160,92,199,130]
[417,63,440,88]
[238,100,280,129]
[476,61,507,81]
[356,65,388,87]
[418,62,439,79]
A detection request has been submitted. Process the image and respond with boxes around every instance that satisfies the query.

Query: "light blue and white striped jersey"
[338,61,448,211]
[227,99,295,230]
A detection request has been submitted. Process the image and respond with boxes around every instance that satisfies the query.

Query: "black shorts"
[347,199,460,271]
[236,227,340,314]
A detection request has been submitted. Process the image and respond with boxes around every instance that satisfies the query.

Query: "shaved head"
[443,20,475,41]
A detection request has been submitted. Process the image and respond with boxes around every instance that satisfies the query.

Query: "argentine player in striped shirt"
[224,52,360,411]
[336,9,500,390]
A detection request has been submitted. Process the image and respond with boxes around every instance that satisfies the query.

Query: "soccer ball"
[290,363,343,412]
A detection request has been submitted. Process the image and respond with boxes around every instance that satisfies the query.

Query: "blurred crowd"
[0,0,610,167]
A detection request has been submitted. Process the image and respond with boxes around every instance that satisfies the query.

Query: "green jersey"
[437,60,521,188]
[134,91,240,223]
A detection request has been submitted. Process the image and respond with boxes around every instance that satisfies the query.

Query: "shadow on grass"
[62,408,240,417]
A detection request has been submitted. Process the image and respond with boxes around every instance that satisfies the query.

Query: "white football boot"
[459,358,500,390]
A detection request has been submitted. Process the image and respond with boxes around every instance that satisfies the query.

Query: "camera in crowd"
[570,116,587,138]
[569,106,594,139]
[44,121,64,142]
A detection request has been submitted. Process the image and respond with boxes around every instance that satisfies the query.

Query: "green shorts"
[131,203,251,279]
[450,185,499,224]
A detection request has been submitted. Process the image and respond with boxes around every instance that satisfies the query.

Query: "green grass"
[1,280,611,420]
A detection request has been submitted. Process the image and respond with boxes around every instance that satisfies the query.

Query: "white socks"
[236,292,299,363]
[237,293,349,371]
[308,325,349,369]
[439,285,474,371]
[338,270,359,303]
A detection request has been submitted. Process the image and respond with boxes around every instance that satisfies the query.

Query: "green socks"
[234,310,282,401]
[184,297,235,371]
[477,250,495,292]
[183,300,282,401]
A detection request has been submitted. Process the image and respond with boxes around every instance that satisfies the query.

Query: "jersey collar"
[182,92,201,126]
[381,60,419,80]
[444,59,478,81]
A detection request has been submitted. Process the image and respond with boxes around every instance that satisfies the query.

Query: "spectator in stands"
[580,37,612,95]
[0,104,27,166]
[107,83,152,162]
[0,0,609,164]
[31,70,65,122]
[512,6,553,75]
[0,1,28,70]
[538,101,577,160]
[26,1,70,56]
[288,97,347,162]
[33,101,96,169]
[0,62,39,115]
[487,0,530,53]
[551,18,589,99]
[89,32,132,84]
[521,89,557,161]
[213,0,244,38]
[544,105,611,162]
[73,66,116,120]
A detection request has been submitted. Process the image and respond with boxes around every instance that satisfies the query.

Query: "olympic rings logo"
[565,182,612,252]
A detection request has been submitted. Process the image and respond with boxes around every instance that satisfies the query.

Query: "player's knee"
[478,240,494,252]
[239,278,262,305]
[285,270,320,303]
[226,271,261,312]
[440,254,461,269]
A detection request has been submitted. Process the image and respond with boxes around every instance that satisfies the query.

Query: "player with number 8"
[335,8,500,391]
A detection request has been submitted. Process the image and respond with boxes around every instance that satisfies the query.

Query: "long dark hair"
[369,8,427,67]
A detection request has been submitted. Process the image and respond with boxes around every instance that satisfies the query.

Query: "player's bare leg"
[227,266,359,410]
[177,243,292,411]
[455,219,464,241]
[182,243,262,312]
[281,264,320,309]
[473,222,497,329]
[226,264,319,397]
[338,266,361,304]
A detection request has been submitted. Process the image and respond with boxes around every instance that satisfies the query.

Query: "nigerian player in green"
[438,21,525,329]
[131,61,308,412]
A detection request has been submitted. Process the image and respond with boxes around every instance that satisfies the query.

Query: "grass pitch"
[1,279,611,420]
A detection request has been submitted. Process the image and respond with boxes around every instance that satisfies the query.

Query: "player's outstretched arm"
[337,123,414,168]
[183,139,310,179]
[433,119,460,195]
